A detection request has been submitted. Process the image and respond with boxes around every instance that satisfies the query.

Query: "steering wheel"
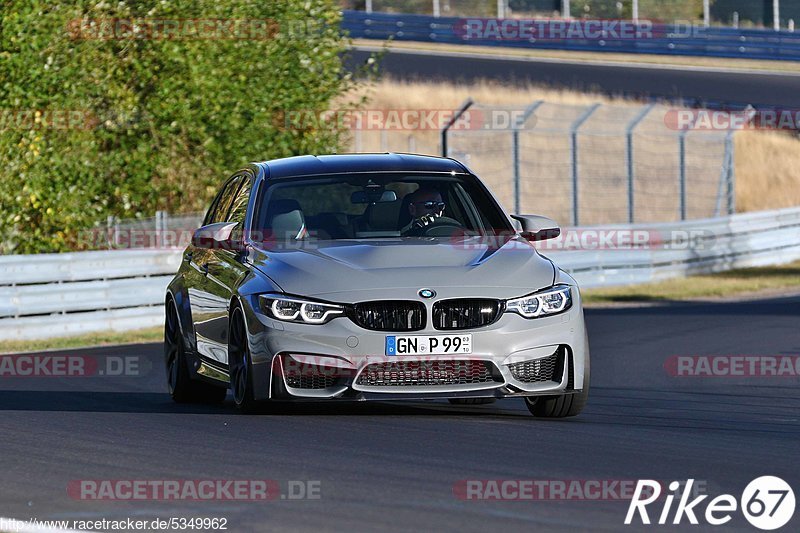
[409,216,464,237]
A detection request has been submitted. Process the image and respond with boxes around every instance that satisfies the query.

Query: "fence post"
[679,133,687,220]
[155,210,164,248]
[569,103,600,226]
[106,215,114,250]
[625,104,655,224]
[497,0,506,19]
[512,101,544,215]
[677,112,699,221]
[113,216,120,248]
[440,98,474,157]
[725,129,736,215]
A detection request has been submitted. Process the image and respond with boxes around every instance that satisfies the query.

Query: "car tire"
[165,300,227,404]
[524,357,589,418]
[229,307,264,414]
[448,398,496,405]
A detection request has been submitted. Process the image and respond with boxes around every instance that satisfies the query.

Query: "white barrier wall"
[2,207,800,341]
[0,250,182,341]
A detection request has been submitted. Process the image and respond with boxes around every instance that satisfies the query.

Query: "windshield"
[253,173,512,241]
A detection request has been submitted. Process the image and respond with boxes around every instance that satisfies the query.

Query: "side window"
[228,175,253,225]
[202,194,221,227]
[208,176,242,225]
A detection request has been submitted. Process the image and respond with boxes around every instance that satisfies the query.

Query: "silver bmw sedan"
[165,153,589,417]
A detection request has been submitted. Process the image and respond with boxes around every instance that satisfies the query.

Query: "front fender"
[167,274,196,355]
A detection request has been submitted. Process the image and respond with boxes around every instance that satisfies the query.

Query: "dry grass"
[348,77,621,109]
[735,130,800,212]
[341,78,800,217]
[582,260,800,304]
[0,327,162,354]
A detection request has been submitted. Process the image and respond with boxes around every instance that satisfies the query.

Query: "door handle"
[184,251,193,262]
[200,263,209,276]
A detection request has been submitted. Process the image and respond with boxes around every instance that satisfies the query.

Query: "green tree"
[1,0,360,253]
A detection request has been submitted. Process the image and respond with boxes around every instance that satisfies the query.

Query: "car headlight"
[259,294,345,325]
[505,285,572,319]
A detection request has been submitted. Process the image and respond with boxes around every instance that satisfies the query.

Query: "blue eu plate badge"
[385,336,397,356]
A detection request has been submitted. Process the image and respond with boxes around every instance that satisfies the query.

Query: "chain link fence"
[104,100,736,243]
[102,211,204,249]
[444,101,735,226]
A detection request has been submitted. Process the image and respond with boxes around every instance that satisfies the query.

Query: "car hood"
[249,236,556,302]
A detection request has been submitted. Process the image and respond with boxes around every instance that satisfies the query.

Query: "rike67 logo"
[626,477,795,530]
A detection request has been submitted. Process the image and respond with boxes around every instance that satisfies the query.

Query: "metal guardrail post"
[625,104,655,224]
[569,103,601,226]
[441,98,474,157]
[512,101,544,215]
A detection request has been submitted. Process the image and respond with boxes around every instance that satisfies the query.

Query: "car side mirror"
[192,221,245,251]
[510,214,561,242]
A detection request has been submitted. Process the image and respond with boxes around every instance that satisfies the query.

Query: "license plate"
[385,334,472,356]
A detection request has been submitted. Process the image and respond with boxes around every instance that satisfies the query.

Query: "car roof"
[255,153,469,179]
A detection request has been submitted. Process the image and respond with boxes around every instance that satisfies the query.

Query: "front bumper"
[243,291,589,401]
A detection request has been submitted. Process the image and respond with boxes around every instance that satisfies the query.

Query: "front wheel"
[524,358,589,418]
[165,301,227,404]
[229,308,264,414]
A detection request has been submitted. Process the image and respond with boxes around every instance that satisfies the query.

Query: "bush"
[0,0,360,253]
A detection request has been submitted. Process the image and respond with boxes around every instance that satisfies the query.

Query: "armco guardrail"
[0,249,182,341]
[342,10,800,61]
[1,206,799,341]
[539,207,800,287]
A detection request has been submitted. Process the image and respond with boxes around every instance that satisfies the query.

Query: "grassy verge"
[353,39,800,74]
[0,326,163,354]
[582,261,800,304]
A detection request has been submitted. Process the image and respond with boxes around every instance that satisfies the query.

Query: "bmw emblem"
[418,288,436,299]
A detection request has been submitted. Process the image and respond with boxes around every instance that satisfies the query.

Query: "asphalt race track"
[1,295,798,532]
[346,47,800,109]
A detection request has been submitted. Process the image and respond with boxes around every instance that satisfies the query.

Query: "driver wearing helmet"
[401,187,446,235]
